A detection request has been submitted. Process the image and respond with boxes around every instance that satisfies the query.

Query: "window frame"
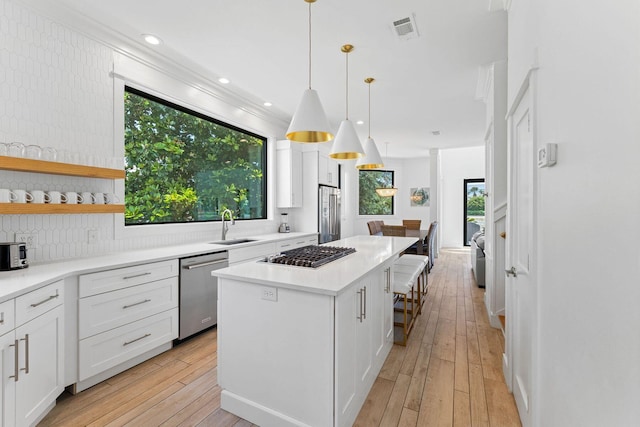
[358,169,396,216]
[123,85,268,226]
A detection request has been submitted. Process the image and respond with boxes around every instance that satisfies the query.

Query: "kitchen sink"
[209,238,257,245]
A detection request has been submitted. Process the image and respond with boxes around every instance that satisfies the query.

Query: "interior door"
[506,88,535,427]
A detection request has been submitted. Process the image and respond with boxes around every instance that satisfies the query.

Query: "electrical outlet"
[261,287,278,302]
[15,233,37,249]
[87,229,98,244]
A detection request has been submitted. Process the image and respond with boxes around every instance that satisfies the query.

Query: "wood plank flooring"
[39,248,520,427]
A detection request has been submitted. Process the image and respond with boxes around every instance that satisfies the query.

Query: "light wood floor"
[39,248,520,427]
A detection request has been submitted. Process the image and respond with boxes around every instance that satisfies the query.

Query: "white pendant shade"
[329,119,364,160]
[286,89,334,143]
[356,137,383,169]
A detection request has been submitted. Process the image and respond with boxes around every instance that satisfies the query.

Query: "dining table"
[405,228,429,254]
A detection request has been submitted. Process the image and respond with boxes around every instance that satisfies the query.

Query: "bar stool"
[394,263,425,314]
[393,269,419,346]
[395,255,429,309]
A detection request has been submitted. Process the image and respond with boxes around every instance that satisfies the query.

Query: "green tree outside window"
[124,88,266,225]
[359,170,394,215]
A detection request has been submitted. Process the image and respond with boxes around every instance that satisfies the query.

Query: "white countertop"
[212,235,418,296]
[0,232,317,303]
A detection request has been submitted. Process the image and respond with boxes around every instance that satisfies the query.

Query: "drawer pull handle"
[30,291,59,308]
[123,272,152,280]
[123,333,151,346]
[20,334,29,374]
[123,299,151,309]
[0,312,4,324]
[183,259,228,270]
[9,339,19,382]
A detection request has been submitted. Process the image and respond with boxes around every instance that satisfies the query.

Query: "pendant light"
[375,142,398,197]
[286,0,334,143]
[329,44,365,159]
[356,77,384,169]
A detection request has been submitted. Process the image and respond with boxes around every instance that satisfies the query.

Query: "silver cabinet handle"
[123,272,152,280]
[357,288,364,323]
[123,299,151,309]
[123,333,151,346]
[9,339,19,382]
[505,267,518,277]
[363,286,367,320]
[183,259,228,270]
[0,312,4,324]
[30,290,59,308]
[385,268,391,293]
[20,334,29,374]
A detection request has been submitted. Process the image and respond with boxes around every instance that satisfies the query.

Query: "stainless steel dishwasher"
[179,251,228,339]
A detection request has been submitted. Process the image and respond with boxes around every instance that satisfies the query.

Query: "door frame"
[463,178,485,246]
[505,69,539,427]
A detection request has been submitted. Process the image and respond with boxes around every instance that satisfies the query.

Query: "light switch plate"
[537,143,557,168]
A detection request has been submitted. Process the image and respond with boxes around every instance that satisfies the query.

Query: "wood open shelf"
[0,156,125,179]
[0,203,125,215]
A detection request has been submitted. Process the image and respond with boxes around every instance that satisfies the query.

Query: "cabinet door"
[355,282,372,387]
[335,286,358,425]
[276,148,302,208]
[0,332,16,427]
[15,305,63,427]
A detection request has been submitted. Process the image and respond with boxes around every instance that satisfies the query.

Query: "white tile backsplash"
[0,0,278,263]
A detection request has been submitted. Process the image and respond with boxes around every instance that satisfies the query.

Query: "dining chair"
[367,221,382,235]
[381,224,407,236]
[402,219,421,230]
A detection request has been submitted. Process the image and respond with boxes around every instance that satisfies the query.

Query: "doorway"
[463,178,485,246]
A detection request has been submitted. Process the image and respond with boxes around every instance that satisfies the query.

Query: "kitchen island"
[213,235,417,427]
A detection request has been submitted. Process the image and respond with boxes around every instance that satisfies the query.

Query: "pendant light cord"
[368,82,371,138]
[345,51,349,119]
[308,1,312,89]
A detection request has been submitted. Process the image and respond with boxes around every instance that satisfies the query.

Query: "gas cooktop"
[264,245,356,268]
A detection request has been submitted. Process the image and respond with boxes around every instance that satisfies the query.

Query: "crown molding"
[14,0,290,132]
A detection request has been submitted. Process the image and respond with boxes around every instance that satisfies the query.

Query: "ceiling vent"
[392,14,419,41]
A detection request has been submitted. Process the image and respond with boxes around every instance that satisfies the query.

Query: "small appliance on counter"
[0,242,29,271]
[278,213,291,233]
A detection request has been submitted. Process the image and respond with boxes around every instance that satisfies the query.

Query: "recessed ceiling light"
[263,102,272,107]
[218,77,230,84]
[356,120,364,125]
[142,34,162,45]
[432,130,441,136]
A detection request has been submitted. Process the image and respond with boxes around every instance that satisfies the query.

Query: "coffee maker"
[278,213,291,233]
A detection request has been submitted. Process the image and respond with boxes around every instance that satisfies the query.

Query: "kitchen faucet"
[221,209,235,240]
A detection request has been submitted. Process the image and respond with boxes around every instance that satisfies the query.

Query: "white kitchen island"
[212,235,417,427]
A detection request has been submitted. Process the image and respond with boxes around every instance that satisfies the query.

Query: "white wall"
[0,0,286,263]
[440,146,485,248]
[509,1,640,425]
[349,156,431,237]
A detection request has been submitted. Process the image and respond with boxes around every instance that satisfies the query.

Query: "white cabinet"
[228,242,276,265]
[276,141,303,208]
[0,280,64,427]
[76,260,178,391]
[275,234,318,252]
[334,260,393,426]
[318,152,339,186]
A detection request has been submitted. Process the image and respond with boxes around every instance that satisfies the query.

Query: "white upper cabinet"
[318,152,339,187]
[276,141,303,208]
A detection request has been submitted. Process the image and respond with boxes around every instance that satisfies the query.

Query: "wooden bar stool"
[393,269,419,346]
[394,263,426,314]
[395,254,429,308]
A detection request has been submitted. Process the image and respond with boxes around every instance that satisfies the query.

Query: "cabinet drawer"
[79,277,178,339]
[79,308,178,381]
[228,243,276,265]
[276,238,312,252]
[0,299,15,336]
[79,259,178,298]
[15,280,64,327]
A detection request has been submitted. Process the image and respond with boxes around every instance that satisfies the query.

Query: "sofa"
[470,231,485,287]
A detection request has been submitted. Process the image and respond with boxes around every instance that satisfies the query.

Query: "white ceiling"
[50,0,507,158]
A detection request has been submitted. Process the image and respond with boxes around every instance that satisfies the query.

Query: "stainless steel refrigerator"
[319,185,341,243]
